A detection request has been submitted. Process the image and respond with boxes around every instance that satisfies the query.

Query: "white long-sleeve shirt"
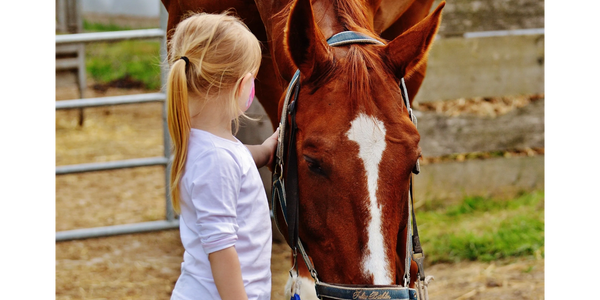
[171,128,272,300]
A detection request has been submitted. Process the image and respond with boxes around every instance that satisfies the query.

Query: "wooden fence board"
[414,34,545,103]
[432,0,544,36]
[414,155,544,204]
[416,99,544,157]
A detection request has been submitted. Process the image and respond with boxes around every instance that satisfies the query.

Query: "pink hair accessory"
[246,79,255,109]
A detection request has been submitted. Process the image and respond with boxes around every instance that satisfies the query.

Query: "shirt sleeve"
[189,149,241,254]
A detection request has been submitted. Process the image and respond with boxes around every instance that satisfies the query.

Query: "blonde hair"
[166,12,262,213]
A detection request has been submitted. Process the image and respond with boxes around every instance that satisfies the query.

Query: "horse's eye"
[303,155,326,175]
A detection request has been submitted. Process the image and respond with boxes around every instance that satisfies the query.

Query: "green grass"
[82,20,162,90]
[416,191,544,264]
[83,20,133,32]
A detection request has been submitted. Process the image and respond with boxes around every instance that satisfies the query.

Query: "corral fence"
[411,28,544,203]
[56,0,86,125]
[56,4,544,242]
[55,5,175,241]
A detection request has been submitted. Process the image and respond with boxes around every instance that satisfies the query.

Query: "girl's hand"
[262,127,279,170]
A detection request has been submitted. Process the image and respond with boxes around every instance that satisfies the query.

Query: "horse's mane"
[333,0,376,36]
[332,0,400,115]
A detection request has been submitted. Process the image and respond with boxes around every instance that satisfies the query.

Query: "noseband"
[271,31,430,300]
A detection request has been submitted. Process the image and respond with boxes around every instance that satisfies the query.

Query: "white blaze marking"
[346,113,391,284]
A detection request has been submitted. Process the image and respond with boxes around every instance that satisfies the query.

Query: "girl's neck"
[189,93,237,142]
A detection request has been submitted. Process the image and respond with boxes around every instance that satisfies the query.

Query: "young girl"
[166,12,278,300]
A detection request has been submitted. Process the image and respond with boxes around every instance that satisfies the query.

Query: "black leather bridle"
[271,31,430,300]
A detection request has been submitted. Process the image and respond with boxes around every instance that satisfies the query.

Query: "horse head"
[278,0,444,286]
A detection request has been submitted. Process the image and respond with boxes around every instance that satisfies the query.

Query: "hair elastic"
[179,56,190,67]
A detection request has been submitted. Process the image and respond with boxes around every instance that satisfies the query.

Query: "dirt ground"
[55,76,544,299]
[56,229,544,300]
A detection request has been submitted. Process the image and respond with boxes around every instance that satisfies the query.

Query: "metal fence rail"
[56,92,165,109]
[56,157,169,175]
[56,5,176,242]
[56,28,165,44]
[56,220,179,241]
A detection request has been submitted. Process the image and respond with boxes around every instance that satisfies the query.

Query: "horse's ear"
[285,0,332,78]
[384,1,445,79]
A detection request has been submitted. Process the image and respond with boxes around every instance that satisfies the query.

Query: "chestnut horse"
[161,0,444,298]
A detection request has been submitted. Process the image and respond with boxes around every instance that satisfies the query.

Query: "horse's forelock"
[341,45,404,116]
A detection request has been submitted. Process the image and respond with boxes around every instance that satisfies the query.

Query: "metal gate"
[55,5,178,241]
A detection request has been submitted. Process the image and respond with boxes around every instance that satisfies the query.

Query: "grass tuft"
[82,20,162,90]
[417,191,544,264]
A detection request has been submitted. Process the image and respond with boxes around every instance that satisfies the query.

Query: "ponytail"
[165,12,263,214]
[167,59,190,213]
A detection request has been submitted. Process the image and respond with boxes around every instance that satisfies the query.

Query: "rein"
[271,31,431,300]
